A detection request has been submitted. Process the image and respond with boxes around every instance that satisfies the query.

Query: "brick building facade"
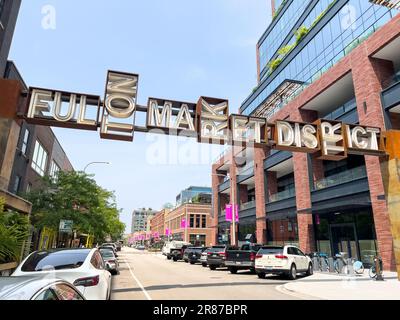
[212,1,400,270]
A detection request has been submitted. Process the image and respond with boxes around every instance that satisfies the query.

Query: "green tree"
[24,171,125,244]
[0,198,29,263]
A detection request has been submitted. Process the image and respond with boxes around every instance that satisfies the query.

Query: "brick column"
[292,109,318,253]
[352,55,396,271]
[293,153,315,253]
[254,146,268,244]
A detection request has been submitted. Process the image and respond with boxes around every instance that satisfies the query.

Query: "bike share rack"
[312,257,360,276]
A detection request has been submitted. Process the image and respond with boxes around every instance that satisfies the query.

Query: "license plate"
[213,254,217,257]
[265,266,273,270]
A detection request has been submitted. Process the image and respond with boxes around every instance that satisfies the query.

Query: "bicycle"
[333,252,364,275]
[311,252,330,272]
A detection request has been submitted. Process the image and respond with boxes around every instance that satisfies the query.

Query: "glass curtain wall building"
[245,0,398,118]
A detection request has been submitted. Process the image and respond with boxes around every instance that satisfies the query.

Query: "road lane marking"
[124,259,152,300]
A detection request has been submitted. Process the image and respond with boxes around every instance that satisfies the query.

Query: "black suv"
[185,247,207,264]
[207,245,236,270]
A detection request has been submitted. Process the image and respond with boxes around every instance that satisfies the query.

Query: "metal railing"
[239,200,256,211]
[313,166,367,191]
[268,188,295,202]
[237,161,254,176]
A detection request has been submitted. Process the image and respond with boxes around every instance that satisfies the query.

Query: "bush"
[295,26,309,45]
[0,198,29,264]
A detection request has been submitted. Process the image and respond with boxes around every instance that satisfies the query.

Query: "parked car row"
[0,241,123,300]
[162,242,314,281]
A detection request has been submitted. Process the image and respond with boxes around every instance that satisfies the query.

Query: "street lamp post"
[83,161,111,172]
[212,173,237,246]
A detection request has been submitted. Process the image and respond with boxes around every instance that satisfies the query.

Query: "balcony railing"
[237,161,254,176]
[239,200,256,211]
[313,166,368,191]
[268,188,295,203]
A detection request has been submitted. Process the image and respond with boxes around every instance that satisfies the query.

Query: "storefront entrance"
[330,223,359,260]
[314,208,377,266]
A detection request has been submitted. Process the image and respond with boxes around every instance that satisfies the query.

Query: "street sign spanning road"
[24,70,386,161]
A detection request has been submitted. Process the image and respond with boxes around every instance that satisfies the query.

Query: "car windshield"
[259,247,284,255]
[21,250,90,272]
[100,250,114,258]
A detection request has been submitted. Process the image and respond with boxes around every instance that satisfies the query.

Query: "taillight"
[219,252,226,258]
[207,252,212,255]
[108,259,116,263]
[255,254,263,259]
[73,275,100,287]
[250,253,255,261]
[275,255,288,259]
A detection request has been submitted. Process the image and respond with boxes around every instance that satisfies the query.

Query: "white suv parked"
[255,245,313,280]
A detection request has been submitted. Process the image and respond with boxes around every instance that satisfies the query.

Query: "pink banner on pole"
[225,204,232,221]
[226,204,239,222]
[165,228,170,236]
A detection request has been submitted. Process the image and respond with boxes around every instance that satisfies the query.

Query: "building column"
[291,110,318,253]
[254,146,268,244]
[293,153,315,253]
[352,55,396,271]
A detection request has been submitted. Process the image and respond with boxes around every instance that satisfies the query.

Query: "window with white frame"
[31,141,48,176]
[49,160,61,180]
[21,129,30,155]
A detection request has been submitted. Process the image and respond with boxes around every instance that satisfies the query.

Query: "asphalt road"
[111,247,301,300]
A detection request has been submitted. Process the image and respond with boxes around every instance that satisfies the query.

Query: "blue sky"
[9,0,270,233]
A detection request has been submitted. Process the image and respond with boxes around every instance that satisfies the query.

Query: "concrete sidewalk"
[281,271,400,300]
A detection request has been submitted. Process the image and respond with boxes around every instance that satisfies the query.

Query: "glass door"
[330,223,359,260]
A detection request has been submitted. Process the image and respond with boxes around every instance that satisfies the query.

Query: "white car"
[200,248,211,267]
[13,248,112,300]
[0,276,85,300]
[162,241,192,260]
[255,245,313,280]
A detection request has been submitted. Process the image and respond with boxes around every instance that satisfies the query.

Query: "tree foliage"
[0,198,29,263]
[24,171,125,243]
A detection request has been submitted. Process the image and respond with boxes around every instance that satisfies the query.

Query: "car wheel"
[288,264,297,280]
[190,261,195,265]
[257,272,266,279]
[167,256,171,260]
[209,265,216,271]
[202,263,207,267]
[306,263,313,276]
[173,257,178,262]
[229,267,238,274]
